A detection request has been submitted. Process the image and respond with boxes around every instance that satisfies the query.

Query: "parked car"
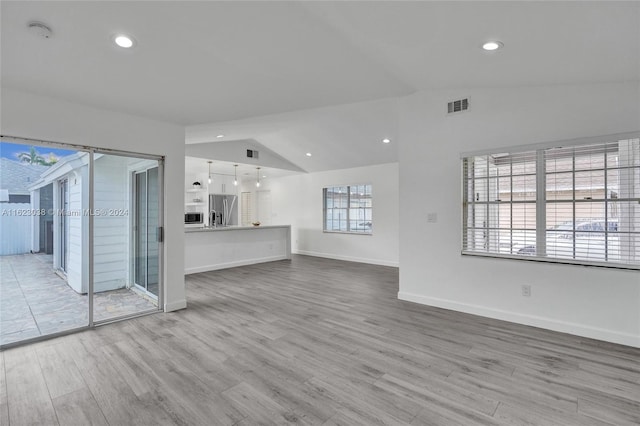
[513,219,620,261]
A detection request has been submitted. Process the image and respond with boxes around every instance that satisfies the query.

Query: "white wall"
[0,88,186,312]
[93,155,130,293]
[268,163,399,267]
[398,81,640,347]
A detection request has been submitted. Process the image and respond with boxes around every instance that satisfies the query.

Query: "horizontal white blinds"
[463,138,640,268]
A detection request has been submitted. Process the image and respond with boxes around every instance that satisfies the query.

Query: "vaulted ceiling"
[2,1,638,172]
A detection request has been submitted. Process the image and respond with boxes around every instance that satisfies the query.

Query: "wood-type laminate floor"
[1,255,639,425]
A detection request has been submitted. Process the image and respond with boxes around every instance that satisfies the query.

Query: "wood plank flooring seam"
[67,339,138,426]
[33,347,62,426]
[490,400,500,417]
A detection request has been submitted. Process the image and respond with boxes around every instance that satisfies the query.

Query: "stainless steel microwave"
[184,212,203,225]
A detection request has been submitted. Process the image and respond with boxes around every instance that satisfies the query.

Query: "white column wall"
[397,81,640,347]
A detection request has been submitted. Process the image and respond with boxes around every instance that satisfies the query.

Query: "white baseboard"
[294,250,399,268]
[184,255,289,275]
[164,299,187,312]
[398,291,640,348]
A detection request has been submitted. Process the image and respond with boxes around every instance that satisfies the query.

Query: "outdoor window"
[462,135,640,269]
[323,184,372,234]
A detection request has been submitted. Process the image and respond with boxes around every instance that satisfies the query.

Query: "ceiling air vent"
[447,98,469,114]
[246,149,259,159]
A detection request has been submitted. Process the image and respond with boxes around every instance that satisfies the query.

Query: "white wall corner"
[397,82,640,349]
[165,299,187,312]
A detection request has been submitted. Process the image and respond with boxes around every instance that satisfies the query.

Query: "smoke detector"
[27,22,53,39]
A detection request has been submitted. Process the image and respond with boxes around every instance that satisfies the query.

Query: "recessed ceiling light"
[482,41,503,51]
[216,134,225,138]
[114,34,134,48]
[306,152,312,157]
[382,138,391,144]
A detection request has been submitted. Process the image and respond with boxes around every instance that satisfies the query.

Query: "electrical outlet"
[521,284,531,297]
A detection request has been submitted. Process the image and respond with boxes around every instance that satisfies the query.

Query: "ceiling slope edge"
[185,139,307,173]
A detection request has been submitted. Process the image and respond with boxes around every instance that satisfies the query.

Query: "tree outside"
[16,146,58,166]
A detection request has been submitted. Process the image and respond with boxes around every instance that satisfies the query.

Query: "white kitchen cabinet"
[209,175,237,195]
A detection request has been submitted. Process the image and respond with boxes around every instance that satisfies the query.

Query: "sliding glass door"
[134,166,159,297]
[0,136,164,348]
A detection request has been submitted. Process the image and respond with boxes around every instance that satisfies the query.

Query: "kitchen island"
[184,225,291,274]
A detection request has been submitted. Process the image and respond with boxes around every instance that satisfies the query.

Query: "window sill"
[461,250,640,271]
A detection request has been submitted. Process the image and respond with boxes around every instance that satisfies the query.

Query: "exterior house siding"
[94,156,129,293]
[66,171,84,293]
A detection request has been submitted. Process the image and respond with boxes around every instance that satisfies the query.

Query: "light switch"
[427,212,437,223]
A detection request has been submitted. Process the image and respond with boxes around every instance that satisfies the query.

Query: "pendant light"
[256,167,261,188]
[207,161,212,184]
[233,164,238,186]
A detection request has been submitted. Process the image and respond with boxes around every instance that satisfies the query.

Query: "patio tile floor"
[0,253,157,346]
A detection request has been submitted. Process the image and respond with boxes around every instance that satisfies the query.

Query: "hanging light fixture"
[233,164,238,186]
[207,161,212,184]
[256,167,261,188]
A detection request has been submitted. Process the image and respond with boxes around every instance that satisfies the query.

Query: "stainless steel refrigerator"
[209,194,238,227]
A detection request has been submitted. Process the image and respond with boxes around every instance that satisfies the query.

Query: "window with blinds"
[462,136,640,269]
[323,184,372,234]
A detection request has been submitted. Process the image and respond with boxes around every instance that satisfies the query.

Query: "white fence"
[0,203,32,255]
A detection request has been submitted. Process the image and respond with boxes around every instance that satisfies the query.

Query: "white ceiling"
[186,138,307,173]
[2,1,638,172]
[186,96,399,172]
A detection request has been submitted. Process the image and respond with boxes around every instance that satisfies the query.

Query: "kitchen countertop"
[185,224,291,233]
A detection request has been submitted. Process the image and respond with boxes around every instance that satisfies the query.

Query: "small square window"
[323,184,372,234]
